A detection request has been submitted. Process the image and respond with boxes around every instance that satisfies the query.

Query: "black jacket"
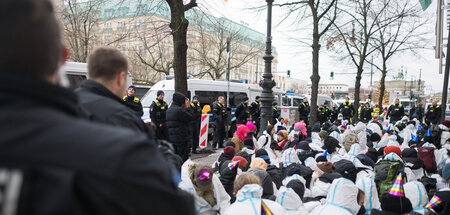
[123,95,144,117]
[298,102,310,117]
[250,101,261,119]
[387,104,405,120]
[166,102,193,143]
[0,72,195,215]
[190,102,202,124]
[235,102,250,123]
[150,98,168,126]
[76,80,149,134]
[339,102,355,117]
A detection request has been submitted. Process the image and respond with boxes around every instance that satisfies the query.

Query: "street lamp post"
[259,0,275,135]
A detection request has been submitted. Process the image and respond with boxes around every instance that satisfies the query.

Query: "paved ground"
[190,141,222,166]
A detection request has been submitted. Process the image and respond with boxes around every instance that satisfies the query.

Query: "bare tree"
[274,0,338,126]
[188,11,261,80]
[164,0,197,96]
[369,0,429,106]
[131,19,173,83]
[330,0,398,121]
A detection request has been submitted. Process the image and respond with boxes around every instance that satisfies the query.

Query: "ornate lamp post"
[259,0,276,134]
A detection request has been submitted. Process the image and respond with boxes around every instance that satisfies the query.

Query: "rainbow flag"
[388,173,405,197]
[261,200,273,215]
[426,195,442,209]
[228,161,239,170]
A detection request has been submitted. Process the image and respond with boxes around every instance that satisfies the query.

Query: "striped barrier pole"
[199,114,209,149]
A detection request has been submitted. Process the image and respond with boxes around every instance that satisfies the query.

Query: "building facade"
[306,83,349,99]
[374,80,425,104]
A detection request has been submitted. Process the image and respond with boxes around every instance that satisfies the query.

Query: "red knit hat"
[384,145,402,157]
[232,156,248,167]
[223,146,236,157]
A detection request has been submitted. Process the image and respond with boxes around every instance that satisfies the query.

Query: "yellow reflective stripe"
[123,96,127,101]
[133,97,139,103]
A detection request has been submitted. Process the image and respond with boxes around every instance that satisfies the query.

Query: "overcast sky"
[196,0,446,95]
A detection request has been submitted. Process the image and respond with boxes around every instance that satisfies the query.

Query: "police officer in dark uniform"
[190,96,202,154]
[329,103,339,123]
[272,101,281,125]
[150,90,168,140]
[298,97,310,124]
[317,103,329,124]
[235,97,250,125]
[361,102,373,123]
[425,100,442,125]
[213,96,227,149]
[387,98,405,123]
[123,85,143,117]
[339,97,355,122]
[250,96,261,133]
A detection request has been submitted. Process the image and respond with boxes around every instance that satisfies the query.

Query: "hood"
[352,122,366,134]
[330,131,343,144]
[304,157,317,170]
[323,136,340,154]
[383,152,403,162]
[404,181,428,213]
[356,177,381,213]
[282,174,307,186]
[367,123,382,136]
[276,186,303,211]
[282,148,300,166]
[234,184,263,208]
[248,167,274,199]
[323,178,361,214]
[348,144,362,157]
[421,142,436,148]
[234,125,250,142]
[219,160,238,186]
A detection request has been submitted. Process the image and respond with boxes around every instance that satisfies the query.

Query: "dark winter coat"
[166,101,193,144]
[0,72,195,215]
[219,160,238,201]
[248,167,275,200]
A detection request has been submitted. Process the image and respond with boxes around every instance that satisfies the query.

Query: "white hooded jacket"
[224,184,287,215]
[404,181,428,214]
[282,148,301,167]
[356,177,380,214]
[179,160,231,215]
[311,178,362,215]
[276,186,308,215]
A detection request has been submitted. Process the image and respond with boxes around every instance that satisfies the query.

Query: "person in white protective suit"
[356,177,381,214]
[404,181,428,215]
[282,148,301,167]
[311,178,364,215]
[224,173,286,215]
[275,186,308,215]
[179,160,230,215]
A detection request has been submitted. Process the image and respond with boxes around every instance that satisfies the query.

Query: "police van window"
[293,98,302,107]
[141,90,175,107]
[66,74,86,90]
[230,92,247,108]
[282,96,291,106]
[196,91,227,108]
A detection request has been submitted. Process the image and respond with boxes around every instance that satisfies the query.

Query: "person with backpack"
[402,148,425,182]
[424,163,450,215]
[371,173,413,215]
[257,125,275,150]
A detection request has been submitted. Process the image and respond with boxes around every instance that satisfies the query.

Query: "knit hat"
[380,173,412,214]
[157,90,164,96]
[128,85,136,90]
[224,141,235,148]
[284,118,289,124]
[443,162,450,181]
[255,149,268,157]
[370,133,381,142]
[250,158,268,170]
[193,164,214,191]
[223,146,236,157]
[232,156,248,167]
[316,155,328,162]
[377,116,384,121]
[286,165,302,177]
[323,136,340,154]
[286,179,305,200]
[316,162,335,174]
[246,121,256,131]
[298,141,311,151]
[384,145,402,157]
[366,148,379,164]
[318,130,328,139]
[172,92,186,105]
[311,122,321,132]
[442,120,450,129]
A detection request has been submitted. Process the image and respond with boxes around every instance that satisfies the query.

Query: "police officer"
[317,103,329,124]
[339,97,355,122]
[425,100,442,125]
[298,97,310,124]
[213,96,227,149]
[250,96,261,133]
[190,96,202,154]
[361,102,373,123]
[387,98,405,123]
[329,103,339,123]
[123,85,143,117]
[372,104,380,119]
[235,97,250,125]
[150,90,168,140]
[272,101,281,125]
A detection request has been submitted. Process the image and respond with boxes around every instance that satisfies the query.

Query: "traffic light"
[287,70,291,78]
[330,72,334,80]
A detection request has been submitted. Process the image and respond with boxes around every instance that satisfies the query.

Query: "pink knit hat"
[246,121,256,131]
[294,121,307,136]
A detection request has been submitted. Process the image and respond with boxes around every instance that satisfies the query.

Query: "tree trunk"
[310,32,321,126]
[378,61,387,107]
[168,2,189,96]
[353,66,363,121]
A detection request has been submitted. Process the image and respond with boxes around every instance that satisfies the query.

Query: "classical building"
[61,0,278,84]
[273,76,309,93]
[374,80,425,104]
[306,83,349,99]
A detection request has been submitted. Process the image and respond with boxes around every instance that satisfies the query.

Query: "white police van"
[141,78,284,135]
[59,61,133,90]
